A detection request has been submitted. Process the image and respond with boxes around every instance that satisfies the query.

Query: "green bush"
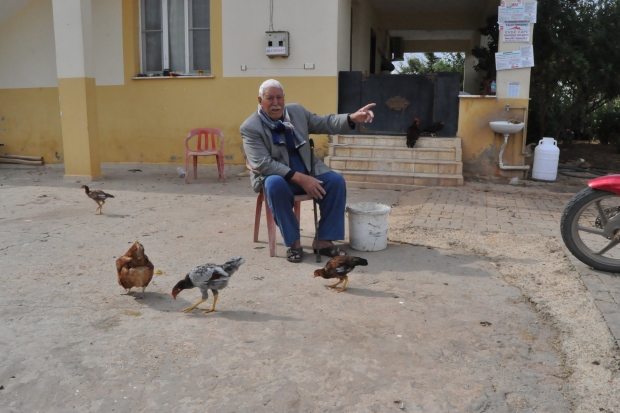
[594,106,620,146]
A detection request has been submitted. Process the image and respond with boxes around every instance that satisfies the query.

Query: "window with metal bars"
[140,0,210,75]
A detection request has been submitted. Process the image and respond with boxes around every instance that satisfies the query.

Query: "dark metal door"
[361,74,434,135]
[338,71,460,136]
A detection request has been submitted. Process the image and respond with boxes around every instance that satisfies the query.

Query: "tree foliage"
[397,52,465,88]
[468,1,620,145]
[471,15,499,80]
[528,0,620,143]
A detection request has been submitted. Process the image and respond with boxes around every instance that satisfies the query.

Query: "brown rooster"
[116,241,154,298]
[80,185,114,215]
[314,256,368,293]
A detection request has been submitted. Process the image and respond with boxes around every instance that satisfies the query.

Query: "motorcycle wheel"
[561,187,620,272]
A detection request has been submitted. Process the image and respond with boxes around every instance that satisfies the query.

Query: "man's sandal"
[286,247,303,263]
[312,245,347,258]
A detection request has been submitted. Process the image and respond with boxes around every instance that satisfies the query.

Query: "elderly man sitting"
[241,79,375,263]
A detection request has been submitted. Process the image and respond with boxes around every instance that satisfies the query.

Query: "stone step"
[345,181,423,192]
[336,170,464,187]
[328,144,461,162]
[332,135,461,149]
[325,156,462,175]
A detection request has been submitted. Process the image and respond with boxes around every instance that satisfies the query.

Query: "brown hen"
[116,241,154,298]
[314,256,368,293]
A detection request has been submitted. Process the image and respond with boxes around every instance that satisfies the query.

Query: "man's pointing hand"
[349,103,376,124]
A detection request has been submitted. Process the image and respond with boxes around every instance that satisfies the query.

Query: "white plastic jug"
[346,202,392,251]
[532,137,560,181]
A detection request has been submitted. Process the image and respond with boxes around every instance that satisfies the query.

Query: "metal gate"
[338,71,460,137]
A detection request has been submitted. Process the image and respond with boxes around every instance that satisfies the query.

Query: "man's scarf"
[257,105,306,149]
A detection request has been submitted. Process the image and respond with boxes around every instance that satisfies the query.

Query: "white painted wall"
[0,0,123,89]
[496,23,532,99]
[0,0,58,88]
[0,0,34,27]
[222,0,340,77]
[52,0,96,78]
[350,0,374,73]
[337,0,351,72]
[92,0,124,86]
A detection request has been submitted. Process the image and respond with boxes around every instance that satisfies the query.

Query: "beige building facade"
[0,0,532,181]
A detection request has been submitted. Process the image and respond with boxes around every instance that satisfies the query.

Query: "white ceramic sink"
[490,121,524,135]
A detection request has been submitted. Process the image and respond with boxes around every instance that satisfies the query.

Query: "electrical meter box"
[266,31,289,57]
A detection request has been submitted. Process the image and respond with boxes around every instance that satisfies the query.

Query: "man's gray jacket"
[240,103,352,193]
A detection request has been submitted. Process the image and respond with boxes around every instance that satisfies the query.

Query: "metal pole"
[309,139,321,263]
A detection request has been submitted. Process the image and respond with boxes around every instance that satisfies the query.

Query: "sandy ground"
[0,164,617,412]
[390,190,620,413]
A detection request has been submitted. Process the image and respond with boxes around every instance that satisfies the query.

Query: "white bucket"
[346,202,392,251]
[532,137,560,181]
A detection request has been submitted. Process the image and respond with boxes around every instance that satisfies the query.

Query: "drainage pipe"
[498,134,531,171]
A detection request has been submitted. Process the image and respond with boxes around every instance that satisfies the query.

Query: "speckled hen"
[171,256,245,313]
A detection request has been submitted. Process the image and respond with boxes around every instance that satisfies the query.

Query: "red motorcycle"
[561,174,620,272]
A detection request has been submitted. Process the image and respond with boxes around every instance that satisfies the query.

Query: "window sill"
[458,95,497,99]
[132,75,214,80]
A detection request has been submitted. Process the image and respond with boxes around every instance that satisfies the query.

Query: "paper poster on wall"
[524,1,538,23]
[503,20,531,42]
[499,6,525,22]
[499,1,536,24]
[495,46,535,70]
[496,51,523,70]
[520,45,535,67]
[508,82,521,97]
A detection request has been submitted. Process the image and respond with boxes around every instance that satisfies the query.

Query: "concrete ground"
[0,164,618,412]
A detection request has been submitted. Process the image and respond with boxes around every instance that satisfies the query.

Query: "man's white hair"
[259,79,284,98]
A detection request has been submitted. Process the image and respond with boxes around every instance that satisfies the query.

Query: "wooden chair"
[184,128,225,184]
[247,160,312,257]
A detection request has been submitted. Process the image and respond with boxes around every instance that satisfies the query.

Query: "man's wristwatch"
[347,114,355,129]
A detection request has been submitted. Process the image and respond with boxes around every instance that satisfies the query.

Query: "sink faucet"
[505,103,511,111]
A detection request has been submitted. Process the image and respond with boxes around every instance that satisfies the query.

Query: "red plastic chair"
[184,128,225,184]
[247,160,312,257]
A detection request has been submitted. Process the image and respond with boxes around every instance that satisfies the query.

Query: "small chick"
[314,256,368,293]
[116,241,154,298]
[80,185,114,215]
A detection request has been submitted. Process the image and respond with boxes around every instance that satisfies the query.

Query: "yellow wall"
[96,0,339,165]
[0,0,339,166]
[0,88,63,161]
[96,76,338,164]
[458,96,530,178]
[58,77,101,178]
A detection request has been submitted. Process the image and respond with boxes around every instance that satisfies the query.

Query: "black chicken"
[422,121,445,137]
[406,118,420,148]
[80,185,114,215]
[314,256,368,293]
[171,256,245,313]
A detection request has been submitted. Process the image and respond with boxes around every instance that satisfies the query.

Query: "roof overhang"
[370,0,494,13]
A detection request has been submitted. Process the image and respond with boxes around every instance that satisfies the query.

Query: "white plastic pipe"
[498,134,530,170]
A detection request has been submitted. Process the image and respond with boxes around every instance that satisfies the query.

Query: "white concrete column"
[52,0,101,180]
[496,21,533,99]
[463,31,482,94]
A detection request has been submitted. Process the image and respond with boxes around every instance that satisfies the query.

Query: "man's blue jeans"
[263,171,346,247]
